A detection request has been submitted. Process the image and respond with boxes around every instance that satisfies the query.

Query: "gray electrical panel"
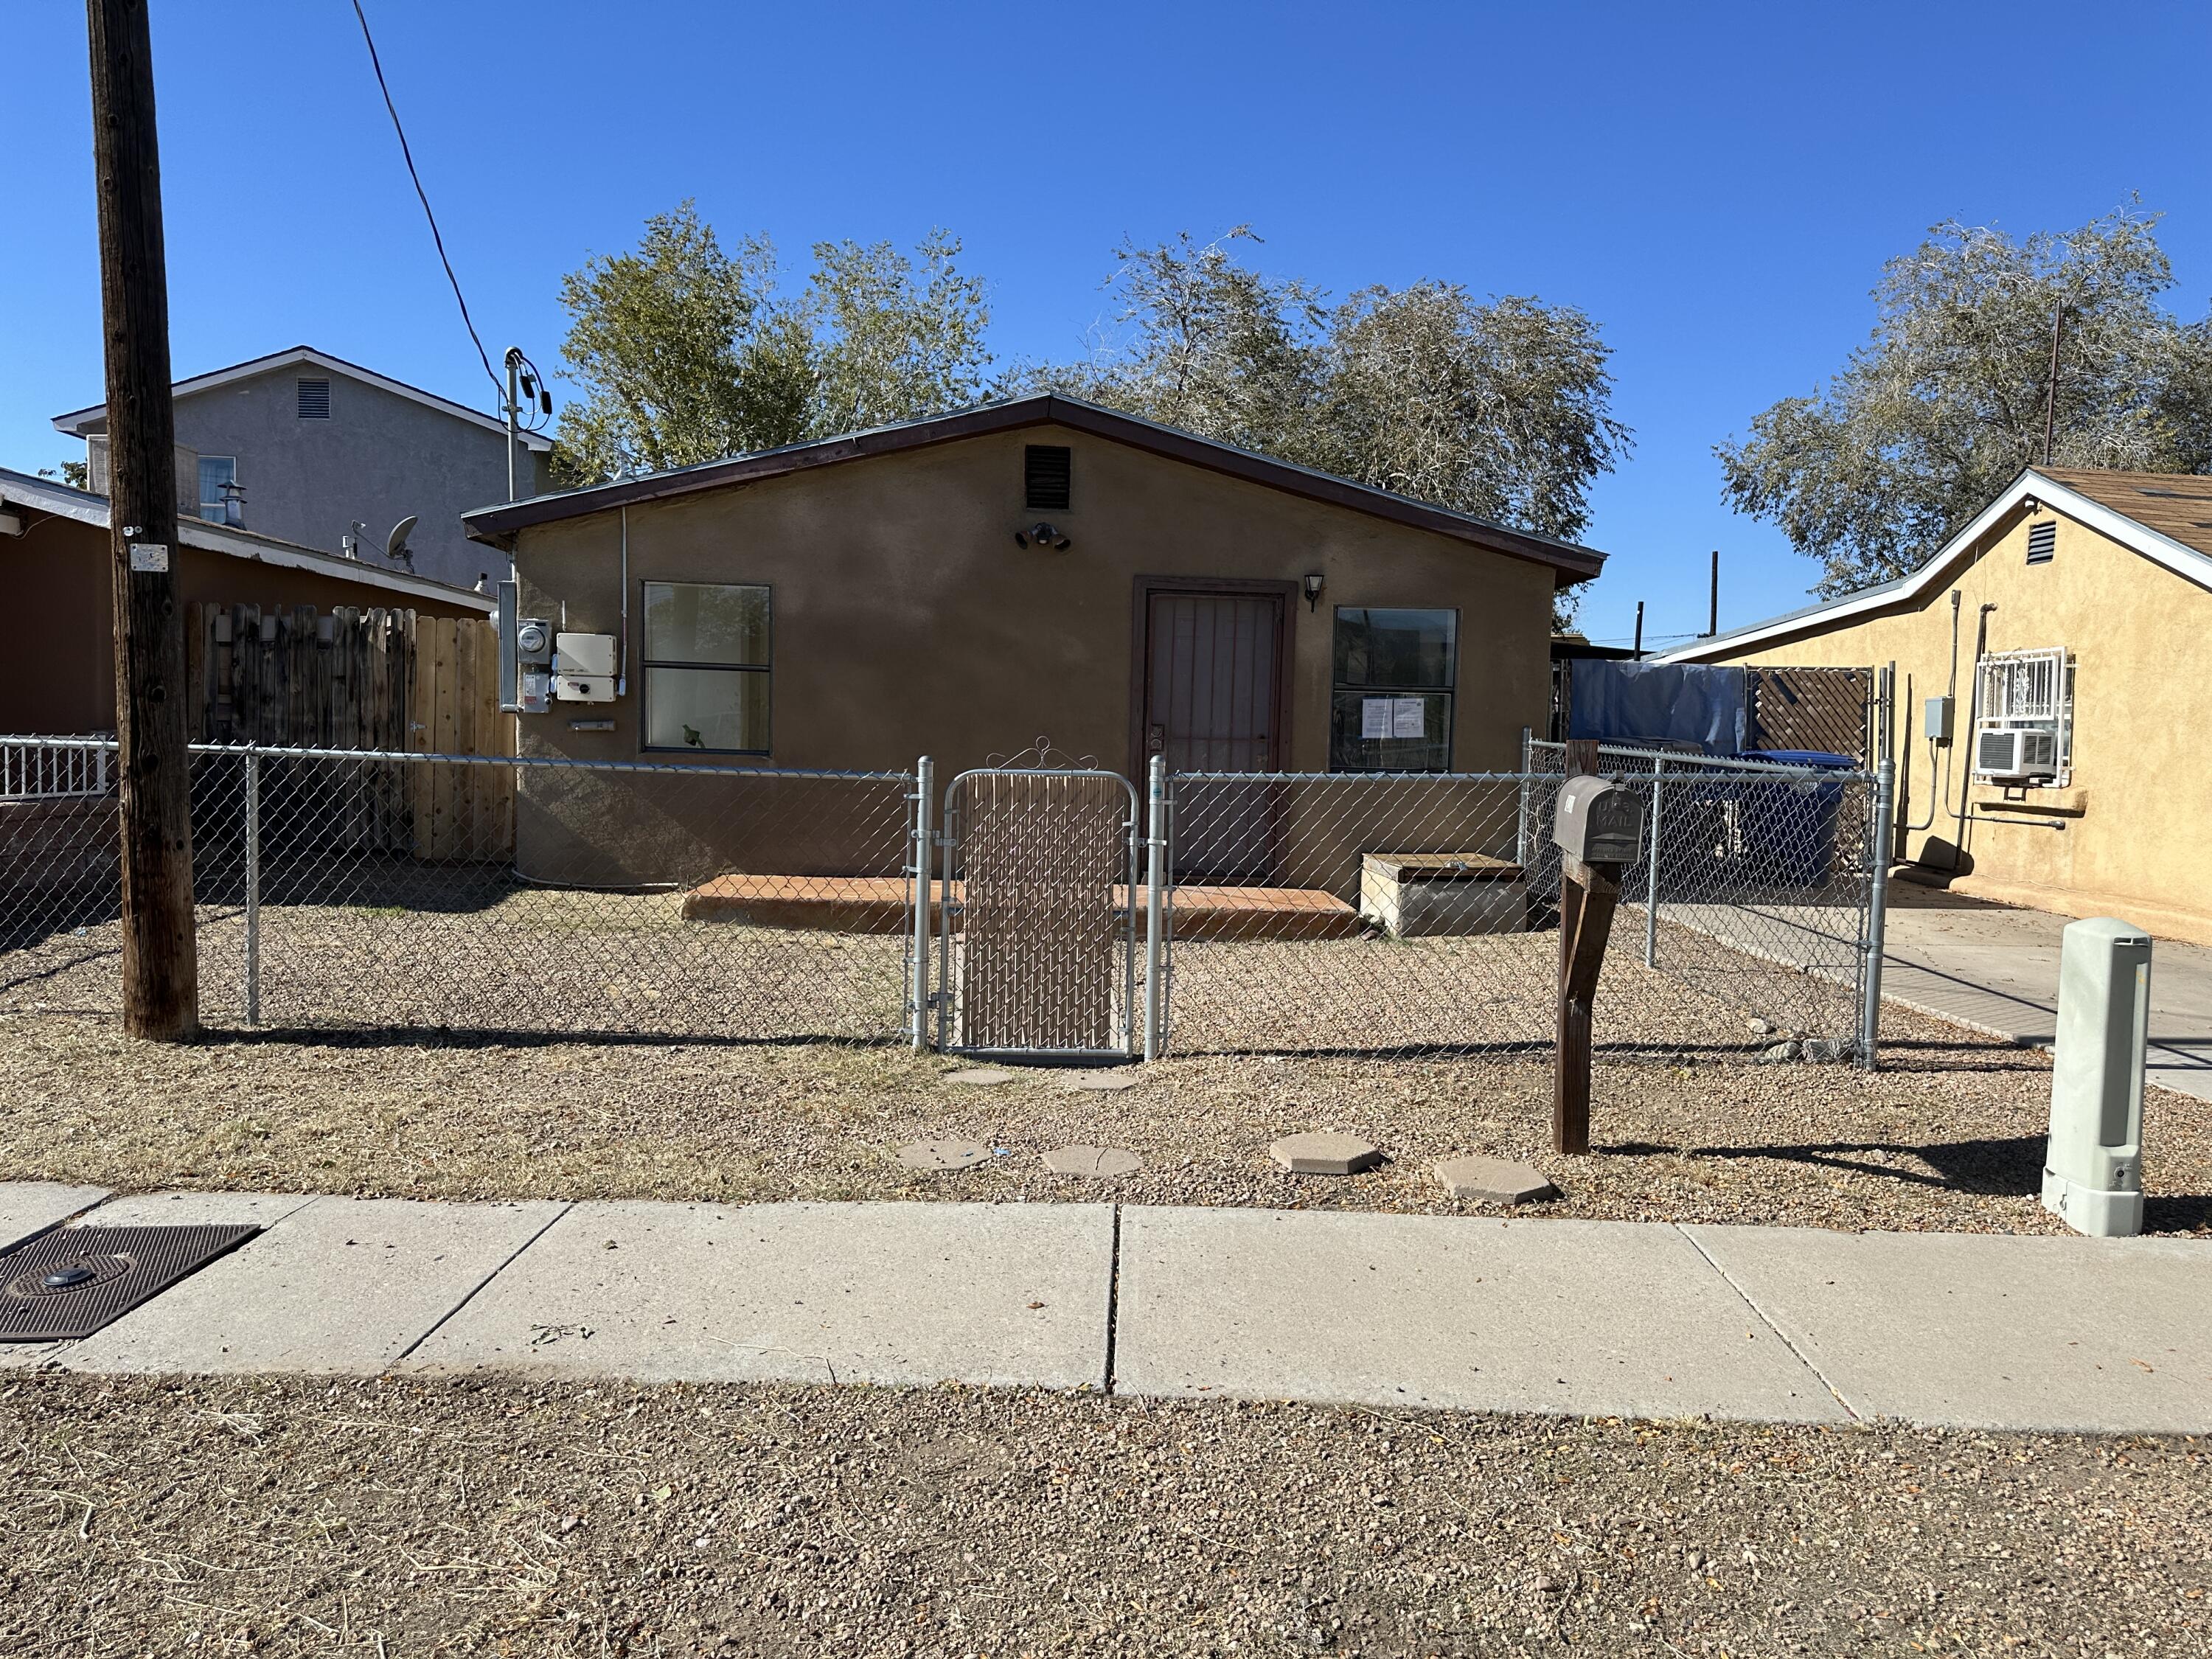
[1923,695,1955,745]
[1552,776,1646,866]
[2040,916,2151,1238]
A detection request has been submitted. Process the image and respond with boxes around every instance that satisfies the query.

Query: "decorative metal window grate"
[296,377,331,419]
[2025,521,2056,565]
[1024,445,1071,511]
[1974,647,2072,784]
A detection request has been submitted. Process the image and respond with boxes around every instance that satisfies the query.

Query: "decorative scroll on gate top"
[984,736,1099,771]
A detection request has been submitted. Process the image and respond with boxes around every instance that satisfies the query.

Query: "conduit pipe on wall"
[1902,592,1964,836]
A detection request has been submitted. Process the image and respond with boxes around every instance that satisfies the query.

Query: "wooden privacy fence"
[186,604,513,861]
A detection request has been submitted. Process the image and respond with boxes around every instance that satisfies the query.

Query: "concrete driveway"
[1880,882,2212,1102]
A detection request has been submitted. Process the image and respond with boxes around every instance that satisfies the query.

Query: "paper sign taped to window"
[1360,698,1393,739]
[128,543,170,573]
[1391,697,1427,738]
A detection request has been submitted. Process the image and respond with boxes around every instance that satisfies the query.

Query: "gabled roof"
[1657,465,2212,663]
[51,345,554,453]
[460,394,1607,583]
[0,467,495,613]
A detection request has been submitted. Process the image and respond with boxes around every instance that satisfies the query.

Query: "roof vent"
[2026,521,2056,566]
[1024,445,1071,511]
[297,377,332,420]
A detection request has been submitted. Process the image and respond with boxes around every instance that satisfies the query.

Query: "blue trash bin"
[1738,751,1854,886]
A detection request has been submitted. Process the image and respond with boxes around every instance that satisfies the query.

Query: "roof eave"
[462,394,1607,582]
[1656,465,2212,664]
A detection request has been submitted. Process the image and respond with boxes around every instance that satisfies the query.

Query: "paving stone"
[1059,1071,1139,1093]
[1432,1155,1558,1206]
[1041,1145,1143,1177]
[1269,1132,1383,1176]
[897,1140,993,1172]
[942,1068,1017,1087]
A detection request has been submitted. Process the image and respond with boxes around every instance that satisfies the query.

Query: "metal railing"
[1,735,1889,1063]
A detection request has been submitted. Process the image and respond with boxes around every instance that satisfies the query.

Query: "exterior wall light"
[1015,522,1071,550]
[1303,572,1325,611]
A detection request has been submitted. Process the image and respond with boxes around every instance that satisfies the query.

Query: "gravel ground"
[1,1372,2205,1657]
[2,1002,2207,1234]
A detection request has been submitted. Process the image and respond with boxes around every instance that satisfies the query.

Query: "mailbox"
[1552,776,1645,866]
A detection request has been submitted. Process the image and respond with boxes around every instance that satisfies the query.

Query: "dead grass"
[1,1000,2203,1234]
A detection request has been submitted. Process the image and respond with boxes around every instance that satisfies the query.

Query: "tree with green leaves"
[1010,231,1630,616]
[553,204,991,482]
[1718,204,2212,598]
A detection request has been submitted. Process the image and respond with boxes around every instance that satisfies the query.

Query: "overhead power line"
[347,0,501,400]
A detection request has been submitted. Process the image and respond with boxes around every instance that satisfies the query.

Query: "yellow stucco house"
[1660,467,2212,943]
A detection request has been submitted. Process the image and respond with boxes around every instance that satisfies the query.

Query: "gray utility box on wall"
[2041,916,2152,1238]
[1358,853,1528,938]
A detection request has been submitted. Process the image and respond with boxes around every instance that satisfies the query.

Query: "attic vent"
[1024,445,1071,511]
[296,377,332,420]
[2025,521,2056,566]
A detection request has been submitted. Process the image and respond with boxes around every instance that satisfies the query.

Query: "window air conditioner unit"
[1975,726,2059,781]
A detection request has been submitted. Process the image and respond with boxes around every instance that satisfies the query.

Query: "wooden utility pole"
[88,0,198,1039]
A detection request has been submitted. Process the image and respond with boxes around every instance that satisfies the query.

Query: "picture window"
[641,581,771,754]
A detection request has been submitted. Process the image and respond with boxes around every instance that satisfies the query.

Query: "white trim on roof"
[50,346,554,453]
[0,468,494,613]
[1658,468,2212,662]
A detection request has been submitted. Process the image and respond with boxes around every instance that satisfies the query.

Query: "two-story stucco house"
[52,345,552,591]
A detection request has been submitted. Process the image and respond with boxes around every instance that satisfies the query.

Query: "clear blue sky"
[5,1,2208,647]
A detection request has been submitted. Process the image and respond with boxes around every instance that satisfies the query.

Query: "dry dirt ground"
[1,1372,2205,1658]
[2,1005,2207,1235]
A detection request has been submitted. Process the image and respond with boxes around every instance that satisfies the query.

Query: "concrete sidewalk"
[1877,886,2212,1101]
[5,1184,2208,1435]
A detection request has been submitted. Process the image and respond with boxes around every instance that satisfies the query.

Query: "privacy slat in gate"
[957,773,1130,1053]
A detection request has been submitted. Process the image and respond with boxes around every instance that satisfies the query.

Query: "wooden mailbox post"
[1551,766,1646,1155]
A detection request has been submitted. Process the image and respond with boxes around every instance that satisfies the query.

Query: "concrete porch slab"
[0,1182,109,1252]
[403,1200,1115,1390]
[54,1197,568,1376]
[1686,1225,2212,1434]
[1111,1207,1846,1422]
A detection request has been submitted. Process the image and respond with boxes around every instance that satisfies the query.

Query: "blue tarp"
[1567,661,1747,754]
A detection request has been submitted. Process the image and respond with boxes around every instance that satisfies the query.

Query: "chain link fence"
[1,735,1884,1062]
[1,738,918,1043]
[1161,750,1877,1060]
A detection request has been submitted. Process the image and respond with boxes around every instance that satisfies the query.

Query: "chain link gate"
[933,763,1141,1062]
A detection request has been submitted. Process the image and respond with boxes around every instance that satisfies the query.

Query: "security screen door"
[1141,589,1284,879]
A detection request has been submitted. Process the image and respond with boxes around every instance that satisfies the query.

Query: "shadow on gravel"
[1610,1133,2050,1196]
[187,1025,902,1052]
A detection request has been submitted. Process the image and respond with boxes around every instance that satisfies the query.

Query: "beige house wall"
[1703,504,2212,943]
[505,423,1562,886]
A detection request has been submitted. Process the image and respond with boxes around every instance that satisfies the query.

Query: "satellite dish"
[385,515,418,568]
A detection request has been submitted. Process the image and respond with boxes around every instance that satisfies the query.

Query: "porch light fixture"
[1015,522,1071,550]
[1303,571,1325,611]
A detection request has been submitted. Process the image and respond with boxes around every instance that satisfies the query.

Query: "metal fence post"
[1516,726,1533,869]
[1143,754,1169,1062]
[1858,665,1896,1067]
[1642,754,1665,968]
[909,756,933,1052]
[243,744,261,1027]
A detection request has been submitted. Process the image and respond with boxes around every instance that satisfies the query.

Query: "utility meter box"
[2041,916,2151,1238]
[552,633,618,703]
[1924,695,1955,745]
[1552,776,1646,866]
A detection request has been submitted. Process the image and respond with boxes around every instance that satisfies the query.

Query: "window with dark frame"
[196,456,238,524]
[641,581,772,754]
[1329,608,1458,772]
[1024,445,1071,510]
[296,377,331,420]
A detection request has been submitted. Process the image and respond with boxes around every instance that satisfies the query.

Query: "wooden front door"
[1140,588,1287,878]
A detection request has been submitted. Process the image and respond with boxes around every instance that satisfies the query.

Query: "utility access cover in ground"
[0,1225,258,1342]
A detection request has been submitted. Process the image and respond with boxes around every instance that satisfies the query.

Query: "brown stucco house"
[1658,466,2212,944]
[461,394,1606,887]
[0,465,493,737]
